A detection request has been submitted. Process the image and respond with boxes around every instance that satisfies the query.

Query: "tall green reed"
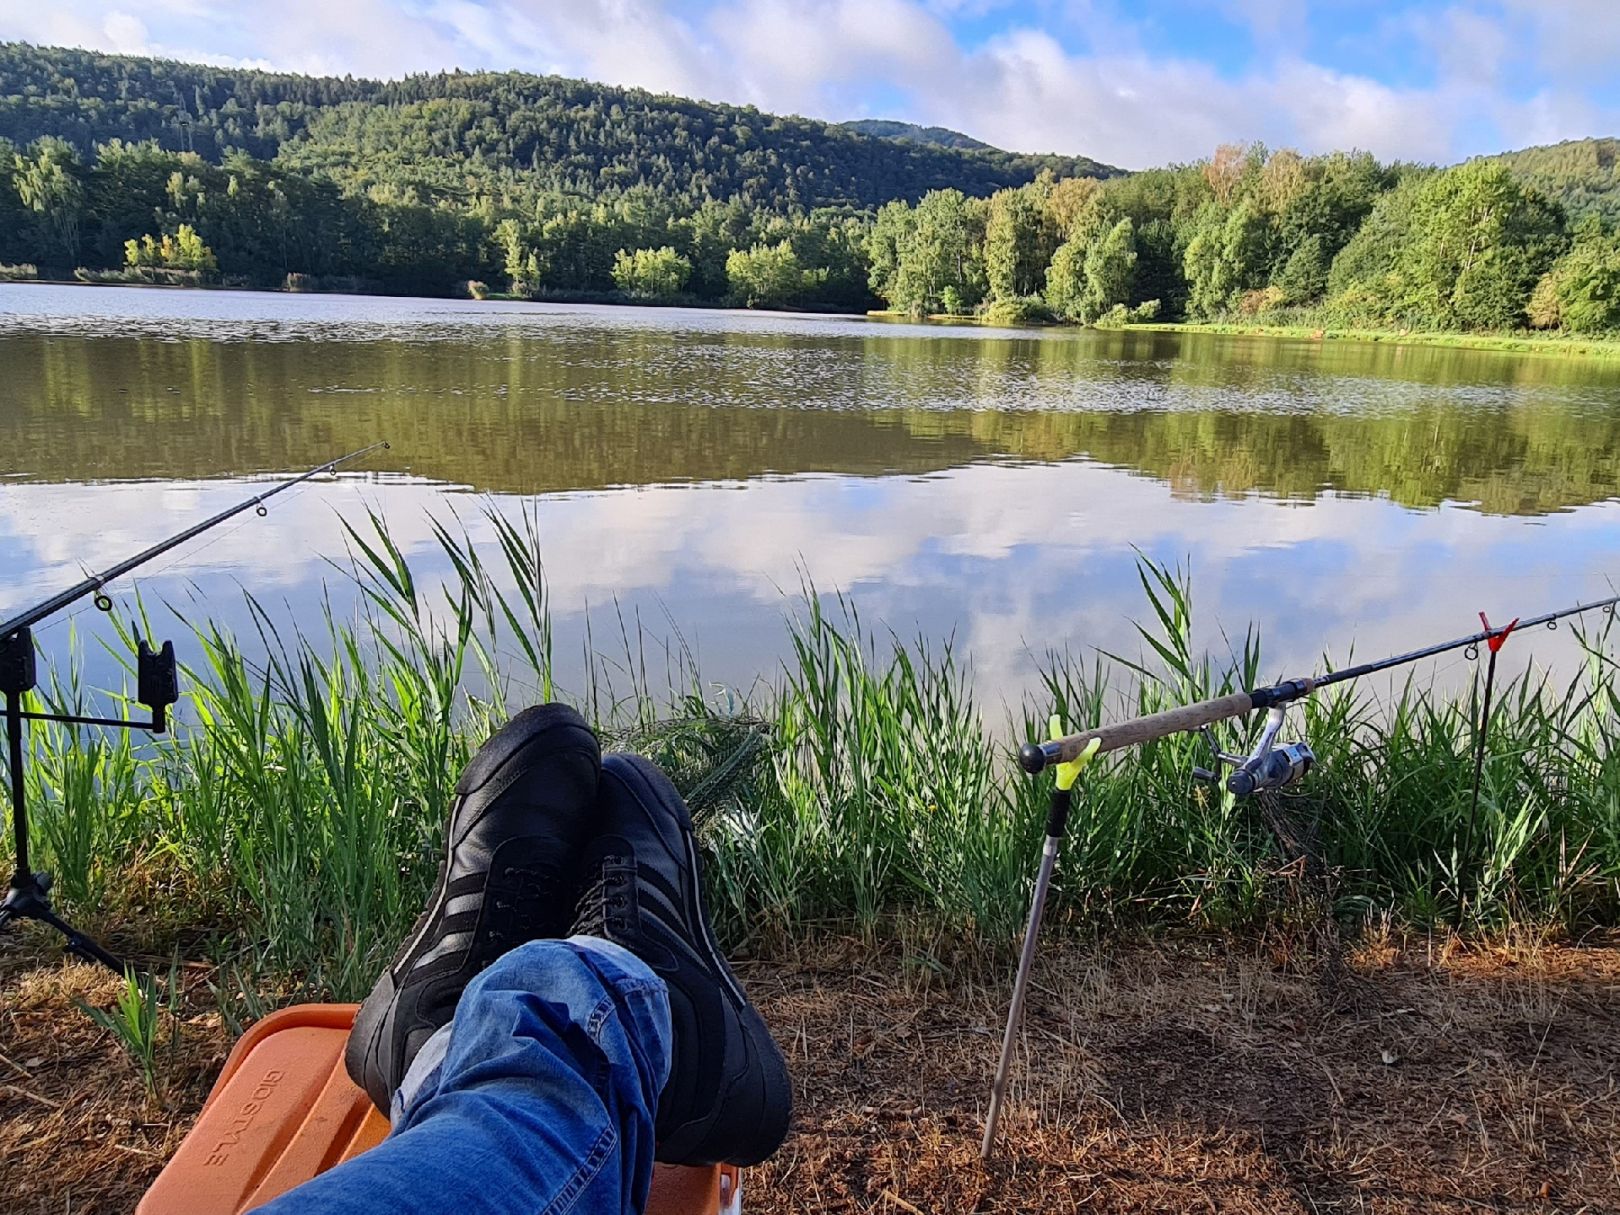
[6,508,1619,1001]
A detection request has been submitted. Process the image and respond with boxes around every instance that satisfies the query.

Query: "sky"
[1,1,1618,169]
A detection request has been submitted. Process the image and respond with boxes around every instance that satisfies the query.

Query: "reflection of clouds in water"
[3,461,1618,713]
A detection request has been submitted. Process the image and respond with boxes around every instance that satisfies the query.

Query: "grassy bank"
[8,511,1620,1005]
[1129,320,1620,358]
[869,306,1620,356]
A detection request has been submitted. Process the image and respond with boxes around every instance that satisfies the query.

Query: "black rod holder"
[0,444,385,976]
[0,625,176,974]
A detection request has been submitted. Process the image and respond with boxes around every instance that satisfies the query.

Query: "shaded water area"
[4,283,1620,708]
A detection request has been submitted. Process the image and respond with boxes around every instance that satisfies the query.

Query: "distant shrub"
[982,295,1052,325]
[76,266,204,286]
[0,262,38,281]
[1237,285,1287,316]
[464,279,490,300]
[611,247,691,300]
[1094,299,1164,329]
[1527,237,1620,333]
[282,273,382,295]
[726,241,813,308]
[125,224,218,279]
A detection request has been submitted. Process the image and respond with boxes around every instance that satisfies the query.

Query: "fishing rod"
[0,442,389,973]
[1017,589,1620,777]
[981,587,1620,1157]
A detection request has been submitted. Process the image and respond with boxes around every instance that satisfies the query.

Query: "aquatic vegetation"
[10,510,1620,997]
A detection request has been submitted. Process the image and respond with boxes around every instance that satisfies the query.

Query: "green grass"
[8,510,1620,1003]
[1126,320,1620,358]
[75,961,181,1099]
[867,307,1620,356]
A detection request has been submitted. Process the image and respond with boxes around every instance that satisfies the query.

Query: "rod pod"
[0,442,389,974]
[981,728,1097,1158]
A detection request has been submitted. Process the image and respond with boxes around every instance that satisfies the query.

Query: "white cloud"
[1506,0,1620,85]
[7,453,1616,711]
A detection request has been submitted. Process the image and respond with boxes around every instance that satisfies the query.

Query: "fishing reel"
[1193,704,1313,798]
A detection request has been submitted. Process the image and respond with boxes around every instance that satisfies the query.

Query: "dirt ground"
[3,926,1617,1214]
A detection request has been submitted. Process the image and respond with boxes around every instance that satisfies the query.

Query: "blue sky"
[3,1,1617,168]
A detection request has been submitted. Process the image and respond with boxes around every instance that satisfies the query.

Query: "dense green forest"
[869,141,1620,335]
[839,120,992,151]
[0,42,1111,300]
[1,41,1618,334]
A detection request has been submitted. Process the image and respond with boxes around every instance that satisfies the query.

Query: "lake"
[4,283,1619,714]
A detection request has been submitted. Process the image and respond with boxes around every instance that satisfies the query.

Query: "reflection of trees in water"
[7,324,1620,516]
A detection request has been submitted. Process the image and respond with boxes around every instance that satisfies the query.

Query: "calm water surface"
[4,283,1620,710]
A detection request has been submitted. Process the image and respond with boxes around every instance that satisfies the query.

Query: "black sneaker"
[571,753,792,1166]
[345,703,601,1113]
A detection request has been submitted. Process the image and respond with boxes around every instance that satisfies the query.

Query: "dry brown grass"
[3,926,1618,1214]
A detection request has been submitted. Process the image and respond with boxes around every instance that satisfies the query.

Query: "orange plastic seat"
[140,1003,740,1215]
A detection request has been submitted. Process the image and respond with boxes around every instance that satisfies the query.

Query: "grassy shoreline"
[866,307,1620,356]
[9,512,1620,1010]
[1130,319,1620,358]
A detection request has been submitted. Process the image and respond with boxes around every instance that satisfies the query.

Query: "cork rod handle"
[1046,691,1256,763]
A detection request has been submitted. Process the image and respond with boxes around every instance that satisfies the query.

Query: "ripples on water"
[3,283,1620,712]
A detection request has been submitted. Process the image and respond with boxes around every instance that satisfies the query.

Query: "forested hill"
[0,42,1116,210]
[1490,138,1620,225]
[838,120,992,151]
[2,38,1617,335]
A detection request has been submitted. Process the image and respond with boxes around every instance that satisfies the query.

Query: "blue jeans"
[255,937,672,1215]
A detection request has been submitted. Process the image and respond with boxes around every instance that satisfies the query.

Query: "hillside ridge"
[0,42,1119,210]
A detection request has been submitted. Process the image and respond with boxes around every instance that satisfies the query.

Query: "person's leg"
[253,936,670,1215]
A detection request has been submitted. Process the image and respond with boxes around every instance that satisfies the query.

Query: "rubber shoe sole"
[598,754,793,1166]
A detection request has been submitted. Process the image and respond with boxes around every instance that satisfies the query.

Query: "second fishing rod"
[1019,589,1620,777]
[982,586,1619,1157]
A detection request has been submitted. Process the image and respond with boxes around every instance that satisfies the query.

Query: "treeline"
[0,134,880,304]
[0,138,496,294]
[867,145,1620,334]
[0,41,1118,303]
[3,41,1619,333]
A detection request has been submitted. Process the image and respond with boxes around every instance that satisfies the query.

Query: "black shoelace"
[572,858,633,939]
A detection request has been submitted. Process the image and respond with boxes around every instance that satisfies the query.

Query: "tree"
[1410,163,1564,330]
[1329,163,1563,330]
[889,188,986,316]
[1046,217,1136,323]
[124,222,218,277]
[1045,236,1087,321]
[1044,175,1103,237]
[984,186,1052,301]
[1527,234,1620,331]
[865,199,916,306]
[611,245,691,299]
[12,137,84,264]
[496,217,544,295]
[726,240,811,307]
[1183,201,1268,319]
[679,198,754,298]
[1274,233,1329,305]
[1082,218,1136,320]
